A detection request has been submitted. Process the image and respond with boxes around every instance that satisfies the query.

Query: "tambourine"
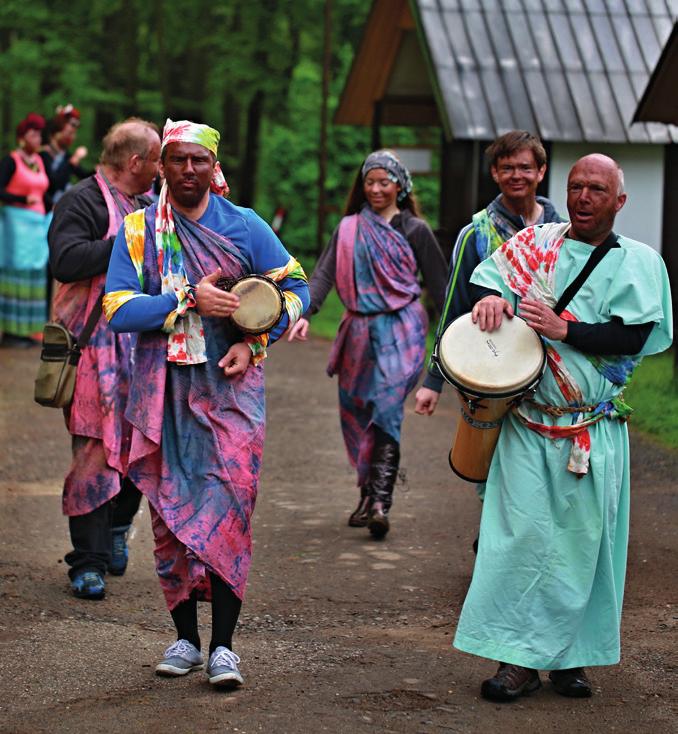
[216,274,284,335]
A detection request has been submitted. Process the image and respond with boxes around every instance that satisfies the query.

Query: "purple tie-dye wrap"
[327,206,427,486]
[54,171,136,516]
[124,206,263,608]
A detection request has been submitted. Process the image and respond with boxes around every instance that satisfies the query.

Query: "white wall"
[548,143,665,253]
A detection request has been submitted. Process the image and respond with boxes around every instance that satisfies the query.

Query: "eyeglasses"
[497,164,537,175]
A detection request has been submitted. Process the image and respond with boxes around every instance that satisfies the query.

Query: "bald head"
[571,154,624,195]
[99,118,161,196]
[566,154,627,245]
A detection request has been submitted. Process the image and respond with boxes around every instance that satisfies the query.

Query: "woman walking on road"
[288,150,447,538]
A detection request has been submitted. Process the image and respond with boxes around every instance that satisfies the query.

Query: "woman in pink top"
[0,113,50,344]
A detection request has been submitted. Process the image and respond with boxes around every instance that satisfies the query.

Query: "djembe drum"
[217,275,284,335]
[432,312,546,482]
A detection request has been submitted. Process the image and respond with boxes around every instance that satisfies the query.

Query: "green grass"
[625,350,678,449]
[305,289,346,339]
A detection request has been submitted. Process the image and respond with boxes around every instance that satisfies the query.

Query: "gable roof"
[336,0,678,143]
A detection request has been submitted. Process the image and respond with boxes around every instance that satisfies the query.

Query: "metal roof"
[413,0,678,142]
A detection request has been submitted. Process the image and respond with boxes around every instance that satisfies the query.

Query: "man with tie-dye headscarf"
[104,119,309,689]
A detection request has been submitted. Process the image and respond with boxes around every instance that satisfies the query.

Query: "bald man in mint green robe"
[453,221,672,672]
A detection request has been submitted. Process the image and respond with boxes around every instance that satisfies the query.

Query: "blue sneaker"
[206,646,244,688]
[71,570,106,600]
[155,639,204,677]
[109,525,130,576]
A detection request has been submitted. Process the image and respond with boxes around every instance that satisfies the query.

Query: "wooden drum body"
[218,275,284,335]
[433,313,546,483]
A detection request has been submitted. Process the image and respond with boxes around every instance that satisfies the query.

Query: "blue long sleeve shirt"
[105,194,309,344]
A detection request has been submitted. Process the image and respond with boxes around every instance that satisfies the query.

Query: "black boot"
[367,431,400,539]
[348,486,372,527]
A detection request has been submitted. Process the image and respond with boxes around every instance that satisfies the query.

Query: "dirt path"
[0,339,675,733]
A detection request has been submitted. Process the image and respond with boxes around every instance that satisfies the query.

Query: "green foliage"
[305,290,345,341]
[625,351,678,449]
[0,0,440,255]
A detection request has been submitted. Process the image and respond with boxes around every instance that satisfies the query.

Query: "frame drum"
[432,313,546,482]
[217,275,284,335]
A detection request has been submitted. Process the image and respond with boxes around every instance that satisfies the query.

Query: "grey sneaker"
[206,646,244,688]
[155,639,204,676]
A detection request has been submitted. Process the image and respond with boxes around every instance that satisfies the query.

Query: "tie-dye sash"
[473,202,519,261]
[328,207,426,485]
[492,223,637,475]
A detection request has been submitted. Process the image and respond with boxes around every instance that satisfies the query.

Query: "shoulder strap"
[76,292,104,350]
[553,231,618,316]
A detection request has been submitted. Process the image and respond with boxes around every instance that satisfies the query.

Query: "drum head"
[231,276,283,334]
[437,312,545,397]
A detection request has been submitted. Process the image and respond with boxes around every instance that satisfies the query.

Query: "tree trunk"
[316,0,332,256]
[154,0,172,116]
[120,0,140,117]
[222,92,240,158]
[238,91,264,208]
[0,29,13,149]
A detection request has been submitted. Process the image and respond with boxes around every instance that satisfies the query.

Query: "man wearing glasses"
[415,130,563,419]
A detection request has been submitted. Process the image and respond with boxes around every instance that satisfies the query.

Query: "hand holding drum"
[215,273,284,335]
[195,269,240,317]
[519,298,568,340]
[473,294,568,341]
[471,294,514,331]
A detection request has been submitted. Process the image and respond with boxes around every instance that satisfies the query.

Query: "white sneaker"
[206,646,244,688]
[155,639,204,676]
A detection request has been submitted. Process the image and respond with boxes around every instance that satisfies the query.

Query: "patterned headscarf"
[162,118,219,156]
[361,149,413,202]
[161,118,229,197]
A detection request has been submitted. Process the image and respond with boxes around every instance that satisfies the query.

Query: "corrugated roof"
[413,0,678,142]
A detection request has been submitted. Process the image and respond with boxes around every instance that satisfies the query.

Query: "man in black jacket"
[48,118,160,599]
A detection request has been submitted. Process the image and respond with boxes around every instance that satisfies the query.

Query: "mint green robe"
[453,227,673,670]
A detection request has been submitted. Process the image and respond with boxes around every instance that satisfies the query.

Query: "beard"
[169,179,211,209]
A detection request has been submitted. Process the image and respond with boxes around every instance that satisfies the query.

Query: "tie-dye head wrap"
[161,118,229,197]
[162,118,219,156]
[361,149,413,202]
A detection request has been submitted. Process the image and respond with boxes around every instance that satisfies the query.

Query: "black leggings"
[170,573,242,655]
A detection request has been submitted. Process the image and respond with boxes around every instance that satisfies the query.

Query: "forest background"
[0,0,440,264]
